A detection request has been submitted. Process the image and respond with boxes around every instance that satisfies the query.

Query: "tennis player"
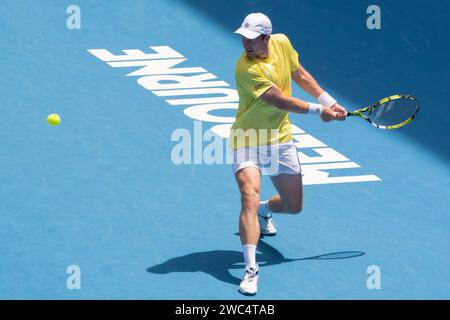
[231,12,347,295]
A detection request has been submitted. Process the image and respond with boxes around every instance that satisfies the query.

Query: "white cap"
[234,13,272,39]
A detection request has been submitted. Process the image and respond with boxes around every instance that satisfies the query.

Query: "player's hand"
[330,104,348,120]
[320,106,338,122]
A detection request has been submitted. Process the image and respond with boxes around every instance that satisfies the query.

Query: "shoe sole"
[260,232,277,236]
[238,288,257,296]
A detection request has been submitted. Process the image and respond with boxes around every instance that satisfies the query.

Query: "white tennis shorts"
[232,141,302,176]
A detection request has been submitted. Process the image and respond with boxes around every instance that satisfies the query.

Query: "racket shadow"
[146,235,365,286]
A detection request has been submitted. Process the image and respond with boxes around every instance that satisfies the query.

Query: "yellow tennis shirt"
[230,33,300,150]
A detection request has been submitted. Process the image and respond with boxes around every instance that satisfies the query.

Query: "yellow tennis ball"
[47,114,61,126]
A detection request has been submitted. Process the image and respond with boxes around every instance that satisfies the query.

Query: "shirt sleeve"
[236,67,274,99]
[282,34,300,72]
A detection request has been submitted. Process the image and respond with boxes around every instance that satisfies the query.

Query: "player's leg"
[235,166,261,245]
[234,166,261,295]
[258,142,303,236]
[267,141,303,214]
[268,173,303,214]
[256,173,303,237]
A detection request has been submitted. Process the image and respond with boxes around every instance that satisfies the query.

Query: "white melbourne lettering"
[87,46,381,185]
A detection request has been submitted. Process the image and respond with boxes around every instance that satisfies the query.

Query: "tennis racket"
[347,94,419,129]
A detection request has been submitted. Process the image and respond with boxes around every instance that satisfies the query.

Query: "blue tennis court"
[1,0,449,299]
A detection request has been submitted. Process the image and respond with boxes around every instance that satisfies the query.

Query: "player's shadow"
[146,235,365,285]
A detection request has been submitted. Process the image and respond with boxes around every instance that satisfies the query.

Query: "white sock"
[258,200,272,218]
[242,244,257,269]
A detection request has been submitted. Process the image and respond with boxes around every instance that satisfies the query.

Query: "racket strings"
[367,98,418,127]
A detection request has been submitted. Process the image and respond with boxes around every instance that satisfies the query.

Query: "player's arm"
[291,62,325,99]
[291,62,347,118]
[260,85,337,122]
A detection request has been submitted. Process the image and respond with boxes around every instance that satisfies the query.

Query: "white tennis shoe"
[258,214,277,236]
[238,265,259,296]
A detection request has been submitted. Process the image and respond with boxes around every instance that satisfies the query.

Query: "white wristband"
[318,92,337,108]
[307,103,323,115]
